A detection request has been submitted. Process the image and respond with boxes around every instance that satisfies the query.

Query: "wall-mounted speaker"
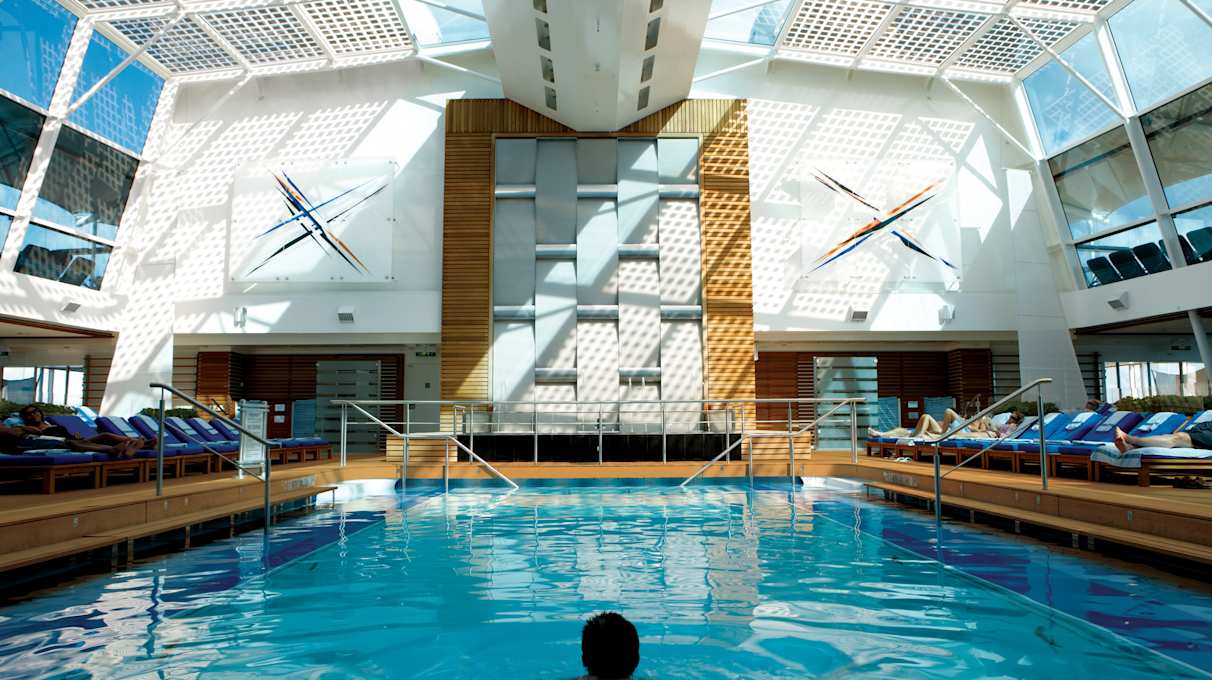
[337,306,356,323]
[847,307,868,322]
[1107,292,1129,311]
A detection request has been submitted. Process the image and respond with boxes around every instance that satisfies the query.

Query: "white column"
[101,260,176,414]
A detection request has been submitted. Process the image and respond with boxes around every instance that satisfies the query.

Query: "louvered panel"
[196,351,236,415]
[755,352,798,429]
[84,355,112,412]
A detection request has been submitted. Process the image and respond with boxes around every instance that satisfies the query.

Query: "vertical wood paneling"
[443,99,755,432]
[83,355,111,411]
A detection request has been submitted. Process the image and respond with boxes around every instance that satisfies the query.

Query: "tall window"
[0,366,84,406]
[0,96,45,213]
[69,32,164,154]
[1048,127,1150,241]
[1108,0,1212,112]
[0,0,76,110]
[1022,33,1118,156]
[1141,81,1212,211]
[1104,361,1209,401]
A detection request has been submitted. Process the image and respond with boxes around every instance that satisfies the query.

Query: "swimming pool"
[1,480,1210,678]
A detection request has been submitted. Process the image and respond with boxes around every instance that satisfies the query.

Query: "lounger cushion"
[17,436,69,451]
[1092,444,1212,469]
[0,452,95,465]
[44,415,97,438]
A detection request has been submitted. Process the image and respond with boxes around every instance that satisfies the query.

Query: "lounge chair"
[1092,411,1212,486]
[1050,411,1178,480]
[0,451,100,494]
[985,412,1078,472]
[126,415,217,476]
[45,415,162,486]
[201,418,332,462]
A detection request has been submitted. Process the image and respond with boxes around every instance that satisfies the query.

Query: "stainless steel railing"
[334,397,866,491]
[930,377,1053,523]
[150,382,276,537]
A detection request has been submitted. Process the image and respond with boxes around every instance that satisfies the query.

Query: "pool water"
[1,482,1210,678]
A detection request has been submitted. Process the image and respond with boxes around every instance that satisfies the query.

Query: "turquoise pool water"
[1,482,1209,678]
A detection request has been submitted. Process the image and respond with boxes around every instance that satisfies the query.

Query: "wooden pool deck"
[1,452,1210,573]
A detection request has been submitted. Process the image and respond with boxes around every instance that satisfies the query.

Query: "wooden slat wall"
[196,351,236,416]
[947,349,993,412]
[441,99,755,432]
[83,355,111,411]
[171,353,197,410]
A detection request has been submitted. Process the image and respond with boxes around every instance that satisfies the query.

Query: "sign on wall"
[229,159,396,283]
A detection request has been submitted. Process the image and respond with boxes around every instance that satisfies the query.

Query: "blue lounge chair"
[0,451,101,494]
[1050,412,1177,480]
[1108,250,1147,280]
[49,414,209,483]
[1092,411,1212,486]
[162,417,240,454]
[1086,256,1121,286]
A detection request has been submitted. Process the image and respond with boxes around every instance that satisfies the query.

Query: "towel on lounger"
[1092,443,1212,468]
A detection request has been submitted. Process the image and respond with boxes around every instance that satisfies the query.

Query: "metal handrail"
[931,377,1052,524]
[149,382,274,539]
[680,398,864,487]
[446,435,519,490]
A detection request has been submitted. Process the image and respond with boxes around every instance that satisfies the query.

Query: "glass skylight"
[704,0,793,47]
[398,0,489,47]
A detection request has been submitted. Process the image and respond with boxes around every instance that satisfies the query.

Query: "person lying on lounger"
[869,409,1021,440]
[15,406,153,459]
[1114,420,1212,453]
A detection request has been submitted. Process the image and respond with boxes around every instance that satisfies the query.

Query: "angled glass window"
[704,0,791,46]
[69,32,164,154]
[1173,203,1212,265]
[1049,126,1150,240]
[0,0,76,109]
[1074,222,1166,288]
[14,223,112,290]
[1109,0,1212,112]
[0,96,45,212]
[1023,33,1118,156]
[1141,80,1212,210]
[399,0,488,46]
[32,126,140,241]
[0,213,11,250]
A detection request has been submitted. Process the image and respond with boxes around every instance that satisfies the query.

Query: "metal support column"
[849,403,859,464]
[660,402,667,463]
[597,404,604,464]
[1038,389,1049,490]
[1190,312,1212,394]
[933,443,943,525]
[725,408,733,461]
[339,402,348,467]
[156,394,166,497]
[533,403,539,463]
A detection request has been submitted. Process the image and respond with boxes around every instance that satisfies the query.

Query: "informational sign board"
[238,400,269,475]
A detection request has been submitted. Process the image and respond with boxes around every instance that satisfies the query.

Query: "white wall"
[691,54,1087,404]
[147,55,501,341]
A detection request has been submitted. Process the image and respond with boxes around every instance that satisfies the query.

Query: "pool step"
[0,485,335,573]
[866,481,1212,565]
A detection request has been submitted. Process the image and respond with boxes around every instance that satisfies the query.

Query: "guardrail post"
[786,401,793,479]
[660,402,667,463]
[339,402,348,467]
[156,393,166,497]
[725,407,733,461]
[850,401,858,464]
[533,402,539,463]
[933,442,943,524]
[404,405,411,477]
[444,438,449,493]
[597,404,603,464]
[1038,388,1049,490]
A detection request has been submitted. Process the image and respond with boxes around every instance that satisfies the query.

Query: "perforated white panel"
[955,17,1078,73]
[301,0,414,55]
[79,0,166,8]
[781,0,892,56]
[201,7,326,65]
[1021,0,1113,12]
[108,16,239,73]
[868,6,988,66]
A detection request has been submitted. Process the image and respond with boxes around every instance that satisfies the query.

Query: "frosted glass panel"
[493,321,535,402]
[618,139,659,243]
[658,138,699,183]
[493,199,536,305]
[660,321,703,432]
[495,139,536,184]
[658,199,702,304]
[535,383,577,433]
[620,382,660,432]
[577,139,617,184]
[576,199,618,304]
[535,260,577,368]
[577,321,619,422]
[618,259,661,368]
[536,139,576,243]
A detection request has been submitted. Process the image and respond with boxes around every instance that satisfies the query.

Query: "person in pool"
[578,612,639,680]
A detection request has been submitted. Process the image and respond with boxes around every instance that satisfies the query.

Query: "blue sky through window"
[0,0,76,109]
[69,31,164,154]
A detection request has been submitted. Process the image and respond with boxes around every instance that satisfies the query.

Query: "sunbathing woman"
[1114,421,1212,453]
[870,408,1021,440]
[17,405,152,459]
